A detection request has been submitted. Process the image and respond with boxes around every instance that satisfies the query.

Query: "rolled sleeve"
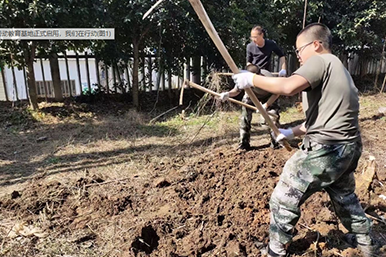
[293,55,325,89]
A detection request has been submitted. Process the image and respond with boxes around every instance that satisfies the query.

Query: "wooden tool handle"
[188,0,291,151]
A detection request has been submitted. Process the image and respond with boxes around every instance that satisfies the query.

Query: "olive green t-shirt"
[293,54,360,144]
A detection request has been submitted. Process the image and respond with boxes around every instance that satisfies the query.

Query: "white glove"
[256,103,267,113]
[219,92,230,102]
[272,128,294,142]
[232,70,255,90]
[279,69,287,77]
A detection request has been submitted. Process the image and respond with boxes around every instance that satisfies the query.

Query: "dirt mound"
[1,144,385,256]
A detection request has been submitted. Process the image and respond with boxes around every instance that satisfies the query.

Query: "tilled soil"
[1,142,385,257]
[1,98,386,257]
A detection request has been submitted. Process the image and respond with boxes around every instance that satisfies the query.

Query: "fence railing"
[1,52,385,101]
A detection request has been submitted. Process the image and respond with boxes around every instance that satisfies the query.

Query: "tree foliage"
[1,0,386,108]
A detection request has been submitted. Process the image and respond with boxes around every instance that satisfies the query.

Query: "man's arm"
[292,122,306,137]
[246,44,253,66]
[275,121,306,142]
[228,87,241,97]
[248,74,309,96]
[279,56,287,71]
[218,87,241,102]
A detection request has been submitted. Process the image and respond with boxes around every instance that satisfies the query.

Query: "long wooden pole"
[142,0,165,20]
[185,80,278,119]
[188,0,291,151]
[303,0,308,29]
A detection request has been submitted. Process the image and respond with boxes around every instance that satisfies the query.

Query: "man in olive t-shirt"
[232,23,379,257]
[296,53,361,144]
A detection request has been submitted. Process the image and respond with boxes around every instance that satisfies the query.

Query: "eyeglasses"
[295,41,323,56]
[295,41,313,56]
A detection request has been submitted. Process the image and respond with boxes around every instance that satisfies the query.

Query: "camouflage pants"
[239,96,280,146]
[269,139,371,253]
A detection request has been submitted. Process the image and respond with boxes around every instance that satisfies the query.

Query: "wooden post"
[116,64,124,93]
[85,51,91,92]
[105,65,110,94]
[168,70,172,100]
[374,39,385,89]
[1,65,9,101]
[188,0,291,151]
[95,57,101,90]
[380,74,386,93]
[40,58,49,101]
[76,52,82,95]
[112,64,117,93]
[161,71,165,91]
[148,56,152,91]
[141,53,146,91]
[64,52,72,97]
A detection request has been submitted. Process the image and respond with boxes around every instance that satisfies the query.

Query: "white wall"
[0,52,184,101]
[0,54,98,101]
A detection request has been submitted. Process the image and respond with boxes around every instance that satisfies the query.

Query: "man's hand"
[272,128,294,142]
[219,92,230,102]
[232,71,255,90]
[279,69,287,77]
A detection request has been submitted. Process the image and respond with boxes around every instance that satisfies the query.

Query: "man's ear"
[315,41,324,52]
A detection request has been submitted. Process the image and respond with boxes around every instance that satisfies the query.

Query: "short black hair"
[297,23,332,50]
[245,64,261,74]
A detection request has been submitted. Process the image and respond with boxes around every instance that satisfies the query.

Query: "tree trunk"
[64,52,72,97]
[95,56,101,91]
[76,52,82,95]
[49,53,63,101]
[40,58,49,101]
[11,65,19,101]
[141,51,146,91]
[168,70,173,102]
[112,64,117,93]
[25,43,39,110]
[85,52,91,92]
[105,65,110,94]
[132,40,140,109]
[22,66,29,100]
[1,65,9,101]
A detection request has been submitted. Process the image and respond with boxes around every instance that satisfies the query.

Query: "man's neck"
[256,39,265,48]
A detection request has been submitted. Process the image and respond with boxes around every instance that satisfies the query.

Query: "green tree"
[0,0,104,109]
